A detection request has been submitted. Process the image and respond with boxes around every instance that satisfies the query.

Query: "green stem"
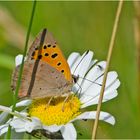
[92,0,123,139]
[6,1,37,139]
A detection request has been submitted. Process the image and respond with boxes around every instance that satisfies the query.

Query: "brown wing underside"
[11,60,72,99]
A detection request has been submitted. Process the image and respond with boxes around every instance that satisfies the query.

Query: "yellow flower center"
[28,95,81,125]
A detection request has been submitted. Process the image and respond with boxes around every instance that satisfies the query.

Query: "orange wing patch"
[27,30,72,82]
[31,43,72,82]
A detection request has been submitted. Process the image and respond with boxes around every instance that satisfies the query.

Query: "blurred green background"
[0,1,139,139]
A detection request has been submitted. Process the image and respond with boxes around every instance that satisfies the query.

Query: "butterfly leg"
[61,93,71,112]
[69,94,76,109]
[46,96,54,108]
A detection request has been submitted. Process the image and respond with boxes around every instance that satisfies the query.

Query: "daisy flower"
[0,50,120,139]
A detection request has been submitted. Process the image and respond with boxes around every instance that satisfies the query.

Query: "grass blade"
[6,1,37,139]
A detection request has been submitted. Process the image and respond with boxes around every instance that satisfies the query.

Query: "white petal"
[101,90,118,102]
[0,119,12,136]
[81,90,118,108]
[0,105,28,120]
[73,111,115,125]
[80,84,101,103]
[0,100,31,124]
[72,51,94,93]
[80,61,106,93]
[16,99,32,107]
[19,112,28,116]
[24,117,42,133]
[67,52,80,68]
[10,118,26,129]
[0,124,8,136]
[0,112,9,124]
[60,123,77,140]
[15,128,27,133]
[0,105,12,113]
[71,51,93,76]
[10,117,42,133]
[15,54,24,66]
[88,59,98,70]
[104,79,120,95]
[80,72,120,104]
[43,125,62,133]
[80,79,120,104]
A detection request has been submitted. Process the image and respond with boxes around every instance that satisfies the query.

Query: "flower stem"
[6,1,37,139]
[92,1,123,139]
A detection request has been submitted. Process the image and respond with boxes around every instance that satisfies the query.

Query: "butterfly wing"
[11,60,72,99]
[27,29,72,82]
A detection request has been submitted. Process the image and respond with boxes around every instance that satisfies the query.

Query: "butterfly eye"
[53,45,56,48]
[72,75,79,83]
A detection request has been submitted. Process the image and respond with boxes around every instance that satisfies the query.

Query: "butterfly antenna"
[80,73,105,105]
[73,50,89,76]
[77,64,105,87]
[78,76,102,86]
[74,82,83,97]
[72,50,90,96]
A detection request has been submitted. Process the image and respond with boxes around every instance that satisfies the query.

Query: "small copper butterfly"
[11,29,73,99]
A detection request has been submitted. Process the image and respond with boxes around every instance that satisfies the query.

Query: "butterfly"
[11,28,74,99]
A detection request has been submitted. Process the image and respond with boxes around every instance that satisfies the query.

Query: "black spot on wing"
[38,55,42,59]
[61,70,64,73]
[51,53,58,58]
[47,44,51,47]
[57,62,61,66]
[45,53,49,56]
[44,45,47,49]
